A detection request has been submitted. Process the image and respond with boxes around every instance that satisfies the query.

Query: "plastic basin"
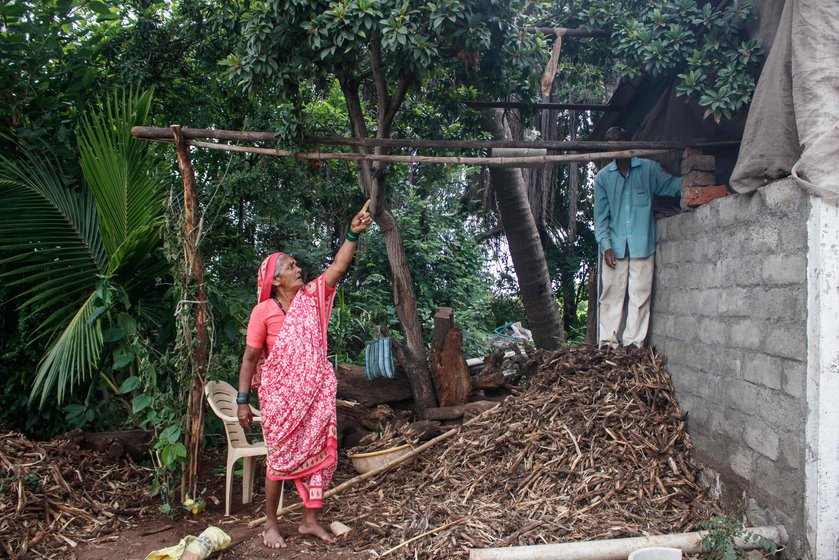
[347,443,415,474]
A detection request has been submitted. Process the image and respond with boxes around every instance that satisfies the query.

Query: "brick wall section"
[650,178,808,553]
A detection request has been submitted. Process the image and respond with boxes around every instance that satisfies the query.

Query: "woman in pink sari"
[237,201,372,549]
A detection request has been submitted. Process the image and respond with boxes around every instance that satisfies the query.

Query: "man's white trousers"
[598,254,654,348]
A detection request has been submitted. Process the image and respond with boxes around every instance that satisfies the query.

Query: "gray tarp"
[731,0,839,200]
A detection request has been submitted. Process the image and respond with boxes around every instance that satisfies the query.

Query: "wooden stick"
[379,518,465,557]
[247,403,502,528]
[177,140,673,167]
[131,126,740,151]
[468,525,788,560]
[524,27,610,38]
[462,101,617,112]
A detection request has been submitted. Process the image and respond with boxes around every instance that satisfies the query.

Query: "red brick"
[684,185,729,208]
[681,154,716,174]
[682,147,704,158]
[682,170,716,187]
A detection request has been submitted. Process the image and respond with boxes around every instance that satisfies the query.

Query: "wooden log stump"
[336,363,412,406]
[429,308,472,407]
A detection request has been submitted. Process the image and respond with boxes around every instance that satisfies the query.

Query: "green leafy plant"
[582,0,763,122]
[699,515,779,560]
[0,88,168,407]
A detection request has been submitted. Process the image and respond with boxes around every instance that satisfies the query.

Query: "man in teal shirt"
[594,127,681,347]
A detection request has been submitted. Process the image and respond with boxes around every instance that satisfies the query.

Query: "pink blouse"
[246,278,336,355]
[246,298,286,353]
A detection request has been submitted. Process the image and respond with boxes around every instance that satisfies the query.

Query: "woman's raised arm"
[324,200,372,288]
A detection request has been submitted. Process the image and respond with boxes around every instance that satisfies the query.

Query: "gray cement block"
[778,431,804,470]
[762,324,807,360]
[717,192,764,227]
[729,446,759,480]
[743,417,781,460]
[742,352,783,390]
[782,359,806,399]
[762,178,804,214]
[751,454,803,511]
[780,221,807,255]
[698,317,730,346]
[730,319,764,350]
[762,254,807,285]
[742,223,782,253]
[719,287,754,317]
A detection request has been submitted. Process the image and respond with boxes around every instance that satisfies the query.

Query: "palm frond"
[0,148,108,322]
[79,89,166,259]
[29,293,103,406]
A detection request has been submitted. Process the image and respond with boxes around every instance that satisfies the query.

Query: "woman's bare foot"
[262,524,286,549]
[298,520,336,543]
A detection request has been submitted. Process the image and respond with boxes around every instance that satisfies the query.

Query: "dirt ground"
[74,451,369,560]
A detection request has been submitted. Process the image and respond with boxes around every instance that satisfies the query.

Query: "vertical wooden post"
[567,111,579,246]
[171,125,210,501]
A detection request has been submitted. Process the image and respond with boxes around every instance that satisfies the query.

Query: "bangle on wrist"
[346,229,360,242]
[235,391,250,405]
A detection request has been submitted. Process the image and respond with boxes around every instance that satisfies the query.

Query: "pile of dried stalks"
[0,432,152,559]
[326,346,721,558]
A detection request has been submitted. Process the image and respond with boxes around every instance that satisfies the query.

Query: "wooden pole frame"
[132,126,739,153]
[174,139,673,166]
[171,125,210,502]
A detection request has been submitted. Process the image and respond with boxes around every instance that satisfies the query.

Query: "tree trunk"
[338,72,438,417]
[482,109,564,349]
[172,126,209,502]
[429,308,472,407]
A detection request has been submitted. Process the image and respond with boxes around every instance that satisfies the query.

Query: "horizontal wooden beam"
[153,137,673,166]
[133,126,738,152]
[461,100,618,112]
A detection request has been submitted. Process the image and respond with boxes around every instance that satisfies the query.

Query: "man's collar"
[606,157,642,171]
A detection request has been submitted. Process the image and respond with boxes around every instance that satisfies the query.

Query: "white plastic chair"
[205,380,282,516]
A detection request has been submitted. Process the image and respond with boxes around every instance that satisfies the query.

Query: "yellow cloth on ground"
[143,526,231,560]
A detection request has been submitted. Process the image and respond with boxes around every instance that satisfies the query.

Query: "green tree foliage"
[580,0,762,122]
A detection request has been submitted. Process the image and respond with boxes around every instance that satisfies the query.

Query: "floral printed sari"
[257,273,337,508]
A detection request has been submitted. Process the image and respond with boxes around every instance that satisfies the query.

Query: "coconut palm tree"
[0,89,169,407]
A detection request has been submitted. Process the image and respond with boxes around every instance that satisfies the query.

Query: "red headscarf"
[257,252,284,303]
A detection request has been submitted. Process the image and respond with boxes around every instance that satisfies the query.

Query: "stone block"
[748,223,783,253]
[762,178,804,214]
[743,417,780,460]
[681,154,716,174]
[729,446,758,480]
[742,352,783,390]
[684,185,729,208]
[782,359,806,399]
[718,192,763,227]
[780,222,807,252]
[729,319,763,350]
[762,324,806,360]
[698,317,729,346]
[719,287,752,317]
[682,170,717,188]
[778,431,803,470]
[752,455,802,511]
[682,147,704,159]
[762,254,806,285]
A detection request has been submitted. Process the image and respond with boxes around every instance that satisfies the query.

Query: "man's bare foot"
[298,520,336,544]
[262,525,286,549]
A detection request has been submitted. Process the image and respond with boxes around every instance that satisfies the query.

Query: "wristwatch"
[235,392,250,405]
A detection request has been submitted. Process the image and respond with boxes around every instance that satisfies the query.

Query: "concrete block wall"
[650,178,808,555]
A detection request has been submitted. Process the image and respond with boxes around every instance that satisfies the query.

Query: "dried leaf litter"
[325,345,722,558]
